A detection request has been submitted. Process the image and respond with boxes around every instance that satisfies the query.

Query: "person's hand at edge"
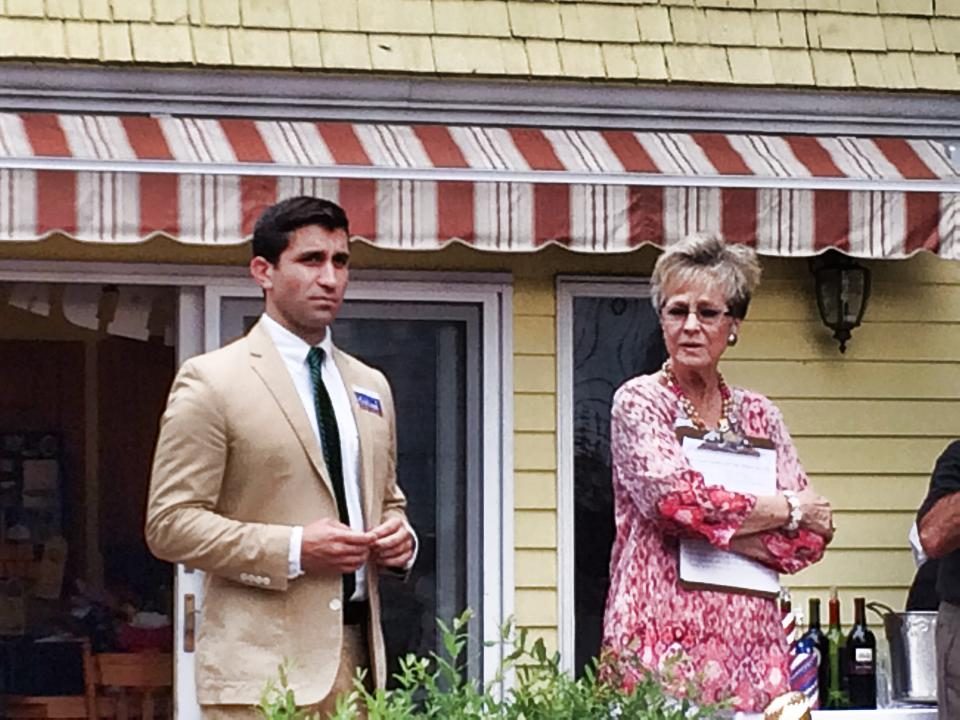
[300,518,376,575]
[369,516,415,569]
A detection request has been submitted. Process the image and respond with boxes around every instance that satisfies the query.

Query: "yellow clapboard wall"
[725,254,959,627]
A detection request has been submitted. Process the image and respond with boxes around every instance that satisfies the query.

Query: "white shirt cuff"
[288,525,304,579]
[403,519,419,571]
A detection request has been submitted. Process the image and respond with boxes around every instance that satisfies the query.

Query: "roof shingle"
[0,0,954,92]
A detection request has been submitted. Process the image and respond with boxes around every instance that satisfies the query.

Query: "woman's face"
[659,277,740,373]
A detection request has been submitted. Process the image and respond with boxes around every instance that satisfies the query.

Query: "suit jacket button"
[262,577,271,586]
[329,598,342,612]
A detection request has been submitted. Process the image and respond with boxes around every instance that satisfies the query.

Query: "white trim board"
[1,157,956,193]
[555,276,654,675]
[2,64,960,139]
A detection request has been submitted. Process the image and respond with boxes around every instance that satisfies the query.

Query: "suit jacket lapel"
[334,348,376,525]
[246,320,334,497]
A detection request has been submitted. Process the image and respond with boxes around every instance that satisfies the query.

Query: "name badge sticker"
[353,386,383,416]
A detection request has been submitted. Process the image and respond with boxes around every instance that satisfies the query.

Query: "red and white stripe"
[0,111,956,257]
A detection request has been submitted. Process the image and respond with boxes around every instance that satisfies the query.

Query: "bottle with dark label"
[846,596,877,709]
[825,587,848,708]
[802,597,830,709]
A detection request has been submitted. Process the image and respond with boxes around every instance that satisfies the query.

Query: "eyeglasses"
[660,303,732,328]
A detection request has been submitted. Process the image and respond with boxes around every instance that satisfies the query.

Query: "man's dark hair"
[252,196,350,264]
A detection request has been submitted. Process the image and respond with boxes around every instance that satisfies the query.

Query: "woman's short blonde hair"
[650,235,762,319]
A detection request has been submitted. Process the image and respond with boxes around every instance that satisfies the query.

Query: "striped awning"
[0,111,957,258]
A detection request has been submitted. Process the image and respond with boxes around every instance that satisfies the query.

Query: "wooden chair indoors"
[93,650,172,720]
[5,641,172,720]
[4,639,101,719]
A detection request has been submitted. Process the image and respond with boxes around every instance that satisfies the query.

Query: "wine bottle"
[846,596,877,709]
[802,597,830,709]
[825,587,848,708]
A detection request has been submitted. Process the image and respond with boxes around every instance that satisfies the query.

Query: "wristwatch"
[783,490,802,533]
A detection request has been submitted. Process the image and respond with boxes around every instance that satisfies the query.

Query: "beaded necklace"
[661,360,734,433]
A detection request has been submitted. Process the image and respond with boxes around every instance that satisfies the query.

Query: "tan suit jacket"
[145,319,407,707]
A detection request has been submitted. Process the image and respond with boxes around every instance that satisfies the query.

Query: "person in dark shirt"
[907,521,940,611]
[906,557,940,611]
[918,440,960,719]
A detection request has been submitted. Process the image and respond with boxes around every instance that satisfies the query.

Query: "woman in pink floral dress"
[602,235,834,712]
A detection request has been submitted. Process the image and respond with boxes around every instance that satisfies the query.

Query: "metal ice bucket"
[869,602,938,704]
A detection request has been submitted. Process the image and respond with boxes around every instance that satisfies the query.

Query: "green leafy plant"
[258,663,319,720]
[259,610,726,720]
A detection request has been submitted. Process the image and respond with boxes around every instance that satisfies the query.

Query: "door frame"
[0,259,515,702]
[205,276,515,682]
[555,276,653,674]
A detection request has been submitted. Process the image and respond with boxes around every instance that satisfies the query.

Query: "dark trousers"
[937,600,960,720]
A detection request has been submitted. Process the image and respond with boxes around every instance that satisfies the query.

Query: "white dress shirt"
[260,313,369,600]
[909,521,928,568]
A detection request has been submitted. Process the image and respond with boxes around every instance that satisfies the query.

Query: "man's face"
[250,224,350,343]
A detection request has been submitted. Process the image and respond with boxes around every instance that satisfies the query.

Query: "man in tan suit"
[146,196,416,718]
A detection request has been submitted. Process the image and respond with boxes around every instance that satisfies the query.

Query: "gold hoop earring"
[727,332,738,347]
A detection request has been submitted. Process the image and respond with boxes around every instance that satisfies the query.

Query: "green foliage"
[258,663,320,720]
[259,610,725,720]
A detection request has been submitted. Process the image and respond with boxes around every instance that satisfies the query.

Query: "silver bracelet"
[783,490,802,533]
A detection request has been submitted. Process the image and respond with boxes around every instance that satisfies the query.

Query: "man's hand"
[920,492,960,559]
[300,518,376,575]
[797,488,834,541]
[369,516,415,569]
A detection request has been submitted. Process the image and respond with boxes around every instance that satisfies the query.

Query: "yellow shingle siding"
[435,0,511,37]
[46,0,83,19]
[369,34,435,73]
[130,22,193,63]
[0,1,958,90]
[514,273,560,647]
[99,22,134,61]
[6,0,47,17]
[0,17,66,58]
[111,0,153,22]
[724,253,960,624]
[65,20,101,59]
[200,0,240,27]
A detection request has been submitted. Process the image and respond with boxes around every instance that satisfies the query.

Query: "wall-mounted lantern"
[811,250,871,353]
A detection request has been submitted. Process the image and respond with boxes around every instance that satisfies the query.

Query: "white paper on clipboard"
[678,434,780,595]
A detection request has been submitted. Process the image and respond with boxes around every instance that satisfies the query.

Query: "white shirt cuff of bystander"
[288,525,304,579]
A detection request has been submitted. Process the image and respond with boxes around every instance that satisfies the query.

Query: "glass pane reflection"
[573,296,665,674]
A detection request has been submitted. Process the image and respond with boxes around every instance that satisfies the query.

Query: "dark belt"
[343,600,369,626]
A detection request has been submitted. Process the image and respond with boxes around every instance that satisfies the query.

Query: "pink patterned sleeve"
[611,378,757,549]
[759,529,825,573]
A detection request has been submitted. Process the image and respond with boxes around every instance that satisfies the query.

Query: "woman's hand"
[797,488,834,542]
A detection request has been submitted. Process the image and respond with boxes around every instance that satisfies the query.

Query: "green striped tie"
[306,347,355,600]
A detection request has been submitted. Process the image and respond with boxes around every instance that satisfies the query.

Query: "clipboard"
[675,427,780,597]
[675,426,775,453]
